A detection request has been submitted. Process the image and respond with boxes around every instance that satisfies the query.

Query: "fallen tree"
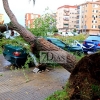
[2,0,100,99]
[1,0,77,73]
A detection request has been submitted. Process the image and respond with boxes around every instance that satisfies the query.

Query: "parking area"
[0,55,70,100]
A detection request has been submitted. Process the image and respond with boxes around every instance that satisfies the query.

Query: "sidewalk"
[0,55,70,100]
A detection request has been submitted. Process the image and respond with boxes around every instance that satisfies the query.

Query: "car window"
[51,39,62,43]
[51,39,66,45]
[86,36,100,41]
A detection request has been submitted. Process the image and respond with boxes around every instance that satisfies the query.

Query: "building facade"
[56,5,77,32]
[0,14,4,25]
[25,13,40,28]
[77,0,100,34]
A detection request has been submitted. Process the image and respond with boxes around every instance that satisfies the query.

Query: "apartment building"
[76,0,100,34]
[0,14,4,25]
[25,13,40,28]
[56,5,77,32]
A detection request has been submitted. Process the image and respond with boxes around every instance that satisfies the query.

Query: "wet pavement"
[0,54,70,100]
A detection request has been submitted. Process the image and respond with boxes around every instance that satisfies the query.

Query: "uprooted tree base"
[67,52,100,100]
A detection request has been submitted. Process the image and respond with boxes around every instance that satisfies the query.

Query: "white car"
[66,32,74,36]
[59,32,74,36]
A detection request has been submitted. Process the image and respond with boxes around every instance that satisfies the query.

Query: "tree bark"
[2,0,36,44]
[0,24,13,33]
[2,0,77,73]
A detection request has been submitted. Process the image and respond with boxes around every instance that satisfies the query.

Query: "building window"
[96,16,97,18]
[92,15,94,18]
[92,25,96,28]
[31,14,34,19]
[93,4,95,7]
[27,14,29,20]
[96,10,98,13]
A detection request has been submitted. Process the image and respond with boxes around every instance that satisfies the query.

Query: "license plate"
[87,51,94,54]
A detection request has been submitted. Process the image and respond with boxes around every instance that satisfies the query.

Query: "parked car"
[45,37,83,56]
[66,32,74,36]
[83,35,100,54]
[3,44,28,67]
[3,30,20,39]
[60,32,74,36]
[72,32,79,36]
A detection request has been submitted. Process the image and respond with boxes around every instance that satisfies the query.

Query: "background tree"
[29,8,56,36]
[73,28,76,32]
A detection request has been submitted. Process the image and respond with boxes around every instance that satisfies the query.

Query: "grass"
[0,36,30,54]
[46,90,69,100]
[45,82,70,100]
[55,34,88,44]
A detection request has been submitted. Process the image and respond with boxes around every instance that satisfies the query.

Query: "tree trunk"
[2,0,77,73]
[2,0,36,44]
[0,24,13,33]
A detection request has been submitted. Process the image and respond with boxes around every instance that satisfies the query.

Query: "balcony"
[63,18,69,21]
[63,20,69,24]
[63,24,69,28]
[77,6,80,9]
[64,9,69,13]
[63,13,69,16]
[76,16,79,19]
[76,25,79,28]
[76,20,79,24]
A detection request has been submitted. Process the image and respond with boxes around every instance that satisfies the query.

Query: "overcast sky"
[0,0,95,26]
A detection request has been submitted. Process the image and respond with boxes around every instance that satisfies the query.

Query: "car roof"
[86,35,100,41]
[45,37,58,40]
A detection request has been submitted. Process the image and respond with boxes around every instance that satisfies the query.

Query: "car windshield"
[86,35,100,41]
[51,39,66,46]
[51,39,63,43]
